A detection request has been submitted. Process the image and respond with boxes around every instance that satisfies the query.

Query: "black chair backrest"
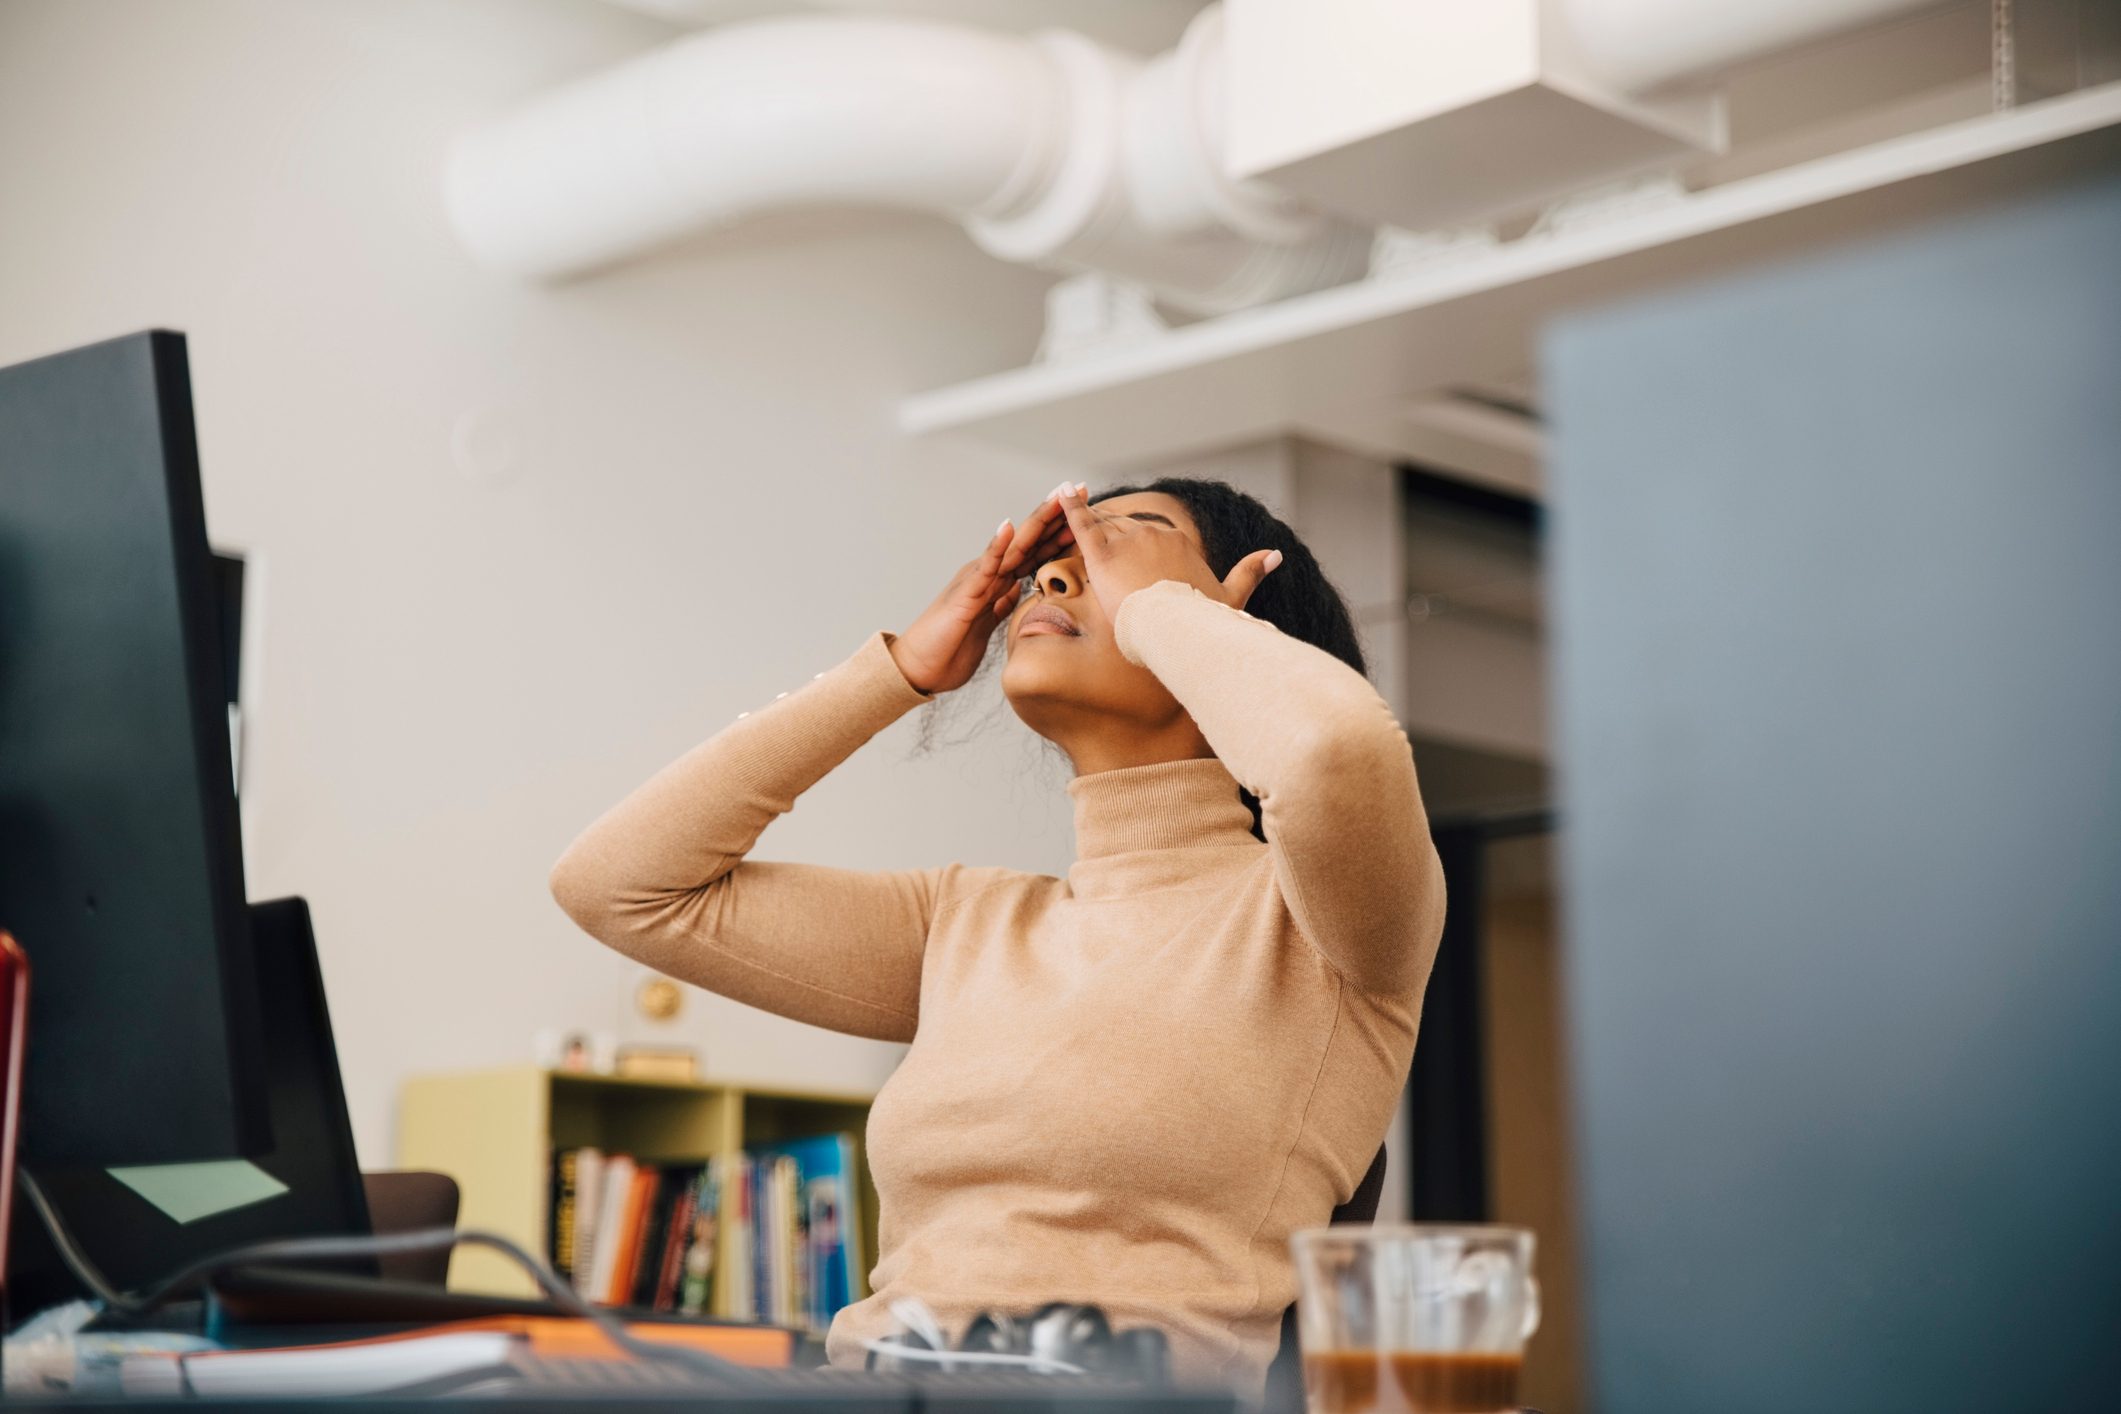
[360,1170,461,1286]
[1260,1144,1388,1413]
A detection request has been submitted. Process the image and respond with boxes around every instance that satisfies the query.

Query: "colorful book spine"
[751,1157,769,1324]
[745,1134,861,1334]
[569,1148,606,1296]
[650,1164,703,1312]
[782,1156,804,1328]
[629,1166,674,1309]
[678,1160,720,1316]
[609,1163,658,1305]
[585,1153,635,1304]
[550,1148,580,1285]
[734,1154,754,1321]
[542,1132,861,1329]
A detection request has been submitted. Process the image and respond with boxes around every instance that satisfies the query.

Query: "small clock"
[635,974,683,1023]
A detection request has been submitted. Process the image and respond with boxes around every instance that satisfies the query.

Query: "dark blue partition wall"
[1544,171,2121,1413]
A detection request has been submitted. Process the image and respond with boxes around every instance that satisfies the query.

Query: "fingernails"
[998,518,1012,536]
[1266,549,1284,571]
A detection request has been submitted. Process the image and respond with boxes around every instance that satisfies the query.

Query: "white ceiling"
[595,0,1213,54]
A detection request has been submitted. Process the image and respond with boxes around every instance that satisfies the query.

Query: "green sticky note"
[107,1160,289,1224]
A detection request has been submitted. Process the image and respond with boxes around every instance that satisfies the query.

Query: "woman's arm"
[549,627,947,1043]
[1112,578,1446,997]
[555,500,1071,1041]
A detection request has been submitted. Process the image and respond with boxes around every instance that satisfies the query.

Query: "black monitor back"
[0,330,268,1165]
[10,898,374,1313]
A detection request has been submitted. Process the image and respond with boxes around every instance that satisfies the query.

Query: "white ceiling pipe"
[1554,0,1956,94]
[443,5,1370,314]
[965,9,1370,312]
[444,16,1067,280]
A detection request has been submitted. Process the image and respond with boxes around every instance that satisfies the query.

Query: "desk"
[11,1373,1245,1414]
[7,1318,1244,1414]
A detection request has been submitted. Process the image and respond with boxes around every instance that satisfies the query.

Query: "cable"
[18,1169,131,1311]
[17,1168,766,1390]
[861,1336,1087,1375]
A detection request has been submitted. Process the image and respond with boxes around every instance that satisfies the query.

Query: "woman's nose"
[1033,557,1083,600]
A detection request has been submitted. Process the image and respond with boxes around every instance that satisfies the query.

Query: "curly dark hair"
[910,476,1370,843]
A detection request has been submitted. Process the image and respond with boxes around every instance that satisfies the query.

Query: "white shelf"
[899,83,2121,471]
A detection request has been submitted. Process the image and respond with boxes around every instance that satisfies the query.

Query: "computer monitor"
[0,330,270,1166]
[7,898,374,1316]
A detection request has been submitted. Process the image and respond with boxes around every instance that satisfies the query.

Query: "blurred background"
[4,3,2116,1409]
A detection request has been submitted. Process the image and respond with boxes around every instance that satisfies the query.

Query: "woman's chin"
[1001,655,1085,706]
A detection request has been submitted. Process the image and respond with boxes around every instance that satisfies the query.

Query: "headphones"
[863,1297,1170,1382]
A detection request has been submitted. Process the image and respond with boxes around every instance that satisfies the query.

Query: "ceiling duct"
[443,4,1370,315]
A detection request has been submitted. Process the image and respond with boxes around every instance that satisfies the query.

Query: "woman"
[549,477,1446,1394]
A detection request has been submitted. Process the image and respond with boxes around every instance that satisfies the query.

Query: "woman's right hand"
[889,480,1085,696]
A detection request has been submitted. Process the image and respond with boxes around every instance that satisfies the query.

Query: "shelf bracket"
[1034,272,1168,364]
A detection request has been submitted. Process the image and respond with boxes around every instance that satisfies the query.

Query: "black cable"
[18,1168,132,1310]
[17,1168,766,1390]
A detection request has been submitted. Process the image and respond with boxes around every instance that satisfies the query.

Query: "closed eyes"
[1020,511,1181,598]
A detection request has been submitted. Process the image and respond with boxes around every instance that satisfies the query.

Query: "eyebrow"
[1022,510,1189,588]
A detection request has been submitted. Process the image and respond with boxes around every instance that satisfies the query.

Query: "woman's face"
[1000,491,1209,747]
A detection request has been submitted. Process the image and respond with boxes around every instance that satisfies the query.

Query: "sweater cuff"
[735,629,930,740]
[855,628,937,710]
[1112,578,1218,668]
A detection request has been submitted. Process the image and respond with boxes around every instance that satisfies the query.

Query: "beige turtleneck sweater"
[549,577,1446,1394]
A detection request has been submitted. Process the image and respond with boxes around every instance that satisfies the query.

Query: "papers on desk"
[118,1315,796,1399]
[122,1331,513,1398]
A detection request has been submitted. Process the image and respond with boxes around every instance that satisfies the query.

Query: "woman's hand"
[1053,483,1281,624]
[889,480,1085,695]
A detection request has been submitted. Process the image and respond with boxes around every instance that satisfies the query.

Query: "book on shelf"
[676,1164,720,1316]
[747,1134,862,1334]
[545,1133,864,1336]
[725,1154,753,1322]
[565,1147,605,1294]
[549,1147,582,1287]
[585,1153,636,1304]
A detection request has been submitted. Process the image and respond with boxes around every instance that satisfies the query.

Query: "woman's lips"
[1018,603,1081,638]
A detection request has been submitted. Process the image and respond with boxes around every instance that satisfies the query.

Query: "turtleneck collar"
[1062,756,1262,899]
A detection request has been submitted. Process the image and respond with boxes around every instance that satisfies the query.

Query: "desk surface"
[13,1364,1249,1414]
[15,1391,1243,1414]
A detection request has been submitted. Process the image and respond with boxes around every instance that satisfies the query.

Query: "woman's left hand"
[1054,483,1282,624]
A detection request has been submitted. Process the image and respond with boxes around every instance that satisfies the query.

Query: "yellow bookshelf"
[397,1065,877,1310]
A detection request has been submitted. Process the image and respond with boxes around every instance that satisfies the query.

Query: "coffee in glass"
[1290,1224,1539,1414]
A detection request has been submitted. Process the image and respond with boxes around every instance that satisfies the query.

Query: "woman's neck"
[1062,722,1216,778]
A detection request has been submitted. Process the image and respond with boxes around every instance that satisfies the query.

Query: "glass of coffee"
[1290,1224,1539,1414]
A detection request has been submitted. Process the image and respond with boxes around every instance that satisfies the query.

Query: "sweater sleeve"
[1112,578,1447,996]
[548,628,945,1043]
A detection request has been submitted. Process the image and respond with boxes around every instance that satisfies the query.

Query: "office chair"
[360,1170,461,1286]
[1259,1143,1387,1414]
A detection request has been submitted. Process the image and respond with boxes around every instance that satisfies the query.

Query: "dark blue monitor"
[0,329,270,1166]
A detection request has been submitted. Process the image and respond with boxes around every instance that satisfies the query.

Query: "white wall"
[0,0,1081,1164]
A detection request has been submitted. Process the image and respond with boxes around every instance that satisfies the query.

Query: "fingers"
[1002,482,1080,571]
[980,516,1025,586]
[1054,482,1101,562]
[985,517,1014,569]
[1222,547,1285,609]
[949,518,1016,618]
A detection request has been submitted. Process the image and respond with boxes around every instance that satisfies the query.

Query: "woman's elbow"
[1305,708,1421,812]
[548,840,616,937]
